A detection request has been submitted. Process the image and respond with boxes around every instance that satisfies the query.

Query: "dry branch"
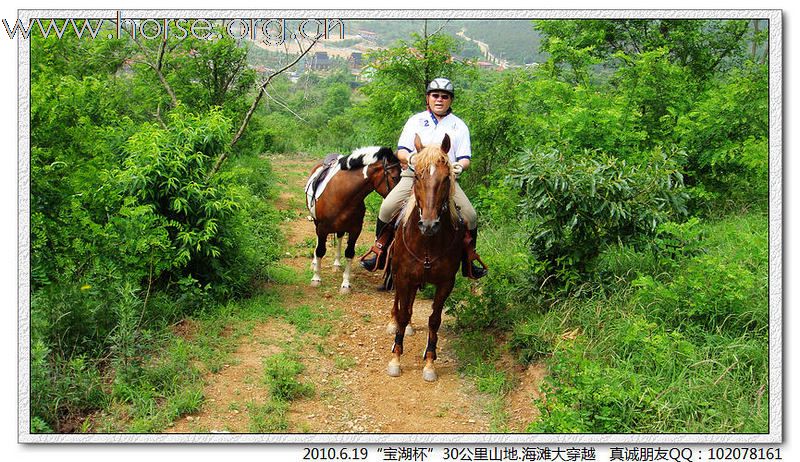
[208,36,319,177]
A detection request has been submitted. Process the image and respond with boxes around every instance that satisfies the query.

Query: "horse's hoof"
[339,286,351,295]
[310,280,321,288]
[405,325,414,336]
[422,367,438,382]
[387,362,402,377]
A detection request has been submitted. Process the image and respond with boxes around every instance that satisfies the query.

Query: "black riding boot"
[463,228,488,279]
[360,219,391,271]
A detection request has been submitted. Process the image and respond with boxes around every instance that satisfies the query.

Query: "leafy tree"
[535,19,752,82]
[674,62,769,208]
[30,29,285,430]
[168,35,257,115]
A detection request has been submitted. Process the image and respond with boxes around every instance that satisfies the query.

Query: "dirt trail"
[167,154,543,434]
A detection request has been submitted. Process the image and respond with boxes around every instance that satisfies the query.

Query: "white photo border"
[17,8,783,444]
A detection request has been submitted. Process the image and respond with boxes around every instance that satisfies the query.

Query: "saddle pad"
[305,154,343,219]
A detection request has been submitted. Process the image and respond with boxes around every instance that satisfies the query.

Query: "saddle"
[360,209,488,281]
[306,153,342,214]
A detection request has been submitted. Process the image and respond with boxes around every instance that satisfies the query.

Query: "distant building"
[348,52,363,70]
[309,52,332,71]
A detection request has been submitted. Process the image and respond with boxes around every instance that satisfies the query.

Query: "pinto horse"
[386,134,465,382]
[307,147,400,293]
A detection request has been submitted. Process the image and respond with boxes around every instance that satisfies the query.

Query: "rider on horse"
[361,77,488,280]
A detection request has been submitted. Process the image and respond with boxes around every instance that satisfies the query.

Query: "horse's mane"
[339,146,397,171]
[401,145,458,225]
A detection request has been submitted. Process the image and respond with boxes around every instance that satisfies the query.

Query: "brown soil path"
[166,153,543,434]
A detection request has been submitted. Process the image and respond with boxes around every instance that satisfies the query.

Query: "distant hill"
[345,19,546,65]
[455,20,546,65]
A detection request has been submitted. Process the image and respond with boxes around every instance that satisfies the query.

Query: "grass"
[90,335,208,432]
[582,216,766,432]
[245,350,315,432]
[248,399,290,432]
[263,351,315,401]
[334,354,357,370]
[447,210,768,433]
[285,304,340,336]
[450,331,513,431]
[83,280,330,432]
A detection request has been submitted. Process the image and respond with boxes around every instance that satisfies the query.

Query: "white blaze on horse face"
[430,164,436,177]
[362,165,369,179]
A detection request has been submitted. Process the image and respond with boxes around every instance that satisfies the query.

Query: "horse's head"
[372,150,401,198]
[407,134,458,237]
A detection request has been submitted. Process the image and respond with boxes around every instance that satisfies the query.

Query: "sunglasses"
[429,93,451,100]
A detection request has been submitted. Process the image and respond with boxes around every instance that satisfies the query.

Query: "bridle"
[401,171,460,271]
[381,156,401,193]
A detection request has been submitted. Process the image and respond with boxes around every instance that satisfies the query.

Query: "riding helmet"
[426,78,454,97]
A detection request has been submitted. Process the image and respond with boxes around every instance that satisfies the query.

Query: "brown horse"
[306,147,400,293]
[386,134,465,382]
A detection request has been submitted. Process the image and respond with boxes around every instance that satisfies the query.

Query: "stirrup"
[463,255,488,279]
[360,222,395,272]
[360,244,387,272]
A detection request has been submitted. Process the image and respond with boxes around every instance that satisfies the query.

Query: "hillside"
[346,19,545,65]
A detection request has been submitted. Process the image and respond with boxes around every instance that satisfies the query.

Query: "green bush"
[634,212,767,337]
[30,339,107,432]
[525,212,768,433]
[512,146,688,289]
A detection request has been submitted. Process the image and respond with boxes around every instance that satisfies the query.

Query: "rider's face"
[427,92,452,116]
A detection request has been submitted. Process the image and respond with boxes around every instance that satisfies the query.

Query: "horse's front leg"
[311,231,327,287]
[332,232,344,271]
[339,231,359,294]
[423,278,455,382]
[388,282,417,377]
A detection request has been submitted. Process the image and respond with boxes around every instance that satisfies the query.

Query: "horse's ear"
[441,134,451,155]
[414,134,424,153]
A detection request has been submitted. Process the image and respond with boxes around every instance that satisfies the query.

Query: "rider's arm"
[454,122,472,172]
[397,116,418,168]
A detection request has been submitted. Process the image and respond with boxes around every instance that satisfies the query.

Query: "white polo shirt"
[397,110,471,164]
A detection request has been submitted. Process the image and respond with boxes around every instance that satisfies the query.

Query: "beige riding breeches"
[378,168,478,230]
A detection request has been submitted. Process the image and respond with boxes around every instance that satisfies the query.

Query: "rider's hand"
[452,163,464,178]
[407,153,417,171]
